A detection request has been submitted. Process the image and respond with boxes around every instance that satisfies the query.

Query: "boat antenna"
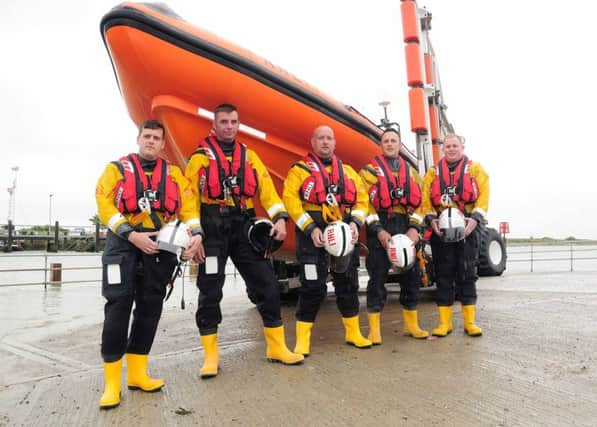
[377,101,401,134]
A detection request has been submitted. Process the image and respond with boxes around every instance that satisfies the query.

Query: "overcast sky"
[1,1,595,238]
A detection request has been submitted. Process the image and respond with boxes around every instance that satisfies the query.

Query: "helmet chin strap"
[262,234,274,259]
[164,258,184,303]
[160,220,190,307]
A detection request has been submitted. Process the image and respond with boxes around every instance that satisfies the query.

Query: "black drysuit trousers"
[365,212,421,312]
[195,205,283,335]
[101,231,177,363]
[430,227,479,306]
[295,213,360,323]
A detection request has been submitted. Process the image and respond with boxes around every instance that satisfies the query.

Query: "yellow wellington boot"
[264,326,304,365]
[431,306,453,337]
[367,313,382,345]
[402,309,429,339]
[462,305,483,337]
[99,359,122,410]
[199,334,219,379]
[342,316,373,348]
[126,353,164,392]
[294,321,313,357]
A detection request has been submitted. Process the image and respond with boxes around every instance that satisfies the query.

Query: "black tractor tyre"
[478,227,507,276]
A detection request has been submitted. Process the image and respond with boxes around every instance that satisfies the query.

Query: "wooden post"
[95,222,100,252]
[50,263,62,285]
[6,220,13,253]
[53,221,60,253]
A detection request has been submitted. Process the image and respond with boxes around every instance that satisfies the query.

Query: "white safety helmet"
[157,220,190,254]
[387,234,416,272]
[438,207,466,242]
[323,221,354,258]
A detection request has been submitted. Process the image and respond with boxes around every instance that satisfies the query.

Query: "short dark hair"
[381,128,401,140]
[138,119,165,137]
[214,103,238,117]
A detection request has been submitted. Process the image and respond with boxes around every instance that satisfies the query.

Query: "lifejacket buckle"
[224,176,238,189]
[389,188,404,199]
[222,184,231,202]
[138,197,152,214]
[325,192,338,207]
[143,189,158,202]
[327,184,338,195]
[440,193,454,207]
[445,186,457,197]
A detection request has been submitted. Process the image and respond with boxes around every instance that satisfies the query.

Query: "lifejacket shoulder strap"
[291,161,312,174]
[438,156,467,194]
[437,158,448,195]
[455,156,470,197]
[111,160,124,175]
[372,155,394,183]
[155,158,168,207]
[335,157,345,194]
[400,157,411,196]
[201,136,227,184]
[374,155,409,191]
[190,147,208,157]
[363,165,377,176]
[127,154,148,201]
[305,153,330,188]
[235,142,248,182]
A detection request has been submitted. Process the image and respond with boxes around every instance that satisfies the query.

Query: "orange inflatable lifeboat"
[100,2,418,260]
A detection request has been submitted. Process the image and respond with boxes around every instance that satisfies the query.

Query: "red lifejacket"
[368,155,421,211]
[300,153,357,206]
[114,153,180,215]
[197,136,257,201]
[430,156,478,209]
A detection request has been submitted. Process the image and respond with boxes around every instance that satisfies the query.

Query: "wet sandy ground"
[1,271,596,426]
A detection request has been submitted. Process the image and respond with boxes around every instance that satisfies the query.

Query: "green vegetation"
[17,225,68,236]
[506,236,597,245]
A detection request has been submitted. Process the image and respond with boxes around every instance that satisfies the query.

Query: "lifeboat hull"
[101,3,417,260]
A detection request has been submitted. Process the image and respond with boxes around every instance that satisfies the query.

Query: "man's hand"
[349,222,359,244]
[464,217,478,237]
[406,228,420,245]
[128,231,159,254]
[271,219,287,241]
[431,218,442,238]
[377,229,392,250]
[193,241,206,264]
[183,234,203,261]
[310,227,324,247]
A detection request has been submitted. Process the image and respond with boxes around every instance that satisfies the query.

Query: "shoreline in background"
[505,237,597,245]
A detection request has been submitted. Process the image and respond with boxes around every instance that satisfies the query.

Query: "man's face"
[442,136,464,163]
[311,126,336,159]
[213,110,240,142]
[137,127,165,160]
[380,131,401,158]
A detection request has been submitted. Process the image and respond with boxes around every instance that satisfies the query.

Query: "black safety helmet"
[247,218,283,257]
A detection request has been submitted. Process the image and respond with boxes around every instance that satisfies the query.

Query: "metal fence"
[1,242,596,289]
[0,252,234,288]
[505,242,597,273]
[0,253,100,288]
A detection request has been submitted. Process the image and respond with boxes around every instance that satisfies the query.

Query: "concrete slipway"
[0,271,596,426]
